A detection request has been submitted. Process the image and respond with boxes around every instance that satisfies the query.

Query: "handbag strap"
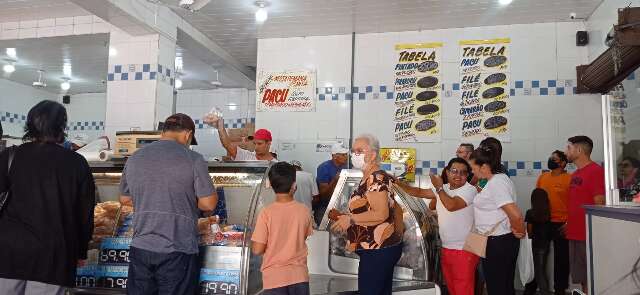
[485,218,507,236]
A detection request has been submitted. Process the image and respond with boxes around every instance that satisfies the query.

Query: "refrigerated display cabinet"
[71,162,440,295]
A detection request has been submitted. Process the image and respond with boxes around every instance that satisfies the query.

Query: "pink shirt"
[251,200,314,289]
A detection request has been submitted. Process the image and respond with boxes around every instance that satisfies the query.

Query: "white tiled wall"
[176,88,252,159]
[0,15,113,40]
[0,78,56,137]
[60,92,106,142]
[256,22,605,211]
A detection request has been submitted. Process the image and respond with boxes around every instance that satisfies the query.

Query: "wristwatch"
[436,187,444,194]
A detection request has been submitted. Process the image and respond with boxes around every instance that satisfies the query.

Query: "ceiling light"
[60,79,71,91]
[175,56,184,73]
[228,103,238,111]
[63,63,72,77]
[6,48,17,59]
[175,78,183,89]
[255,1,269,23]
[3,64,15,73]
[498,0,513,5]
[109,47,117,57]
[210,69,222,87]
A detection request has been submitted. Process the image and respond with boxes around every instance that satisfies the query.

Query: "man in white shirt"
[205,116,276,161]
[290,160,318,212]
[397,158,478,295]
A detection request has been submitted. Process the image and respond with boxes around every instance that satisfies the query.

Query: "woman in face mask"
[328,134,405,295]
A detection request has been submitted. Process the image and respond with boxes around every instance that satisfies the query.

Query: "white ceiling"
[0,0,605,73]
[165,0,604,67]
[0,0,89,22]
[0,34,109,95]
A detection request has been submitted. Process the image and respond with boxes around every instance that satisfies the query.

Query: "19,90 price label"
[99,249,130,264]
[200,281,239,295]
[98,277,128,289]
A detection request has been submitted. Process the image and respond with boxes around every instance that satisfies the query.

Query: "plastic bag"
[517,234,535,286]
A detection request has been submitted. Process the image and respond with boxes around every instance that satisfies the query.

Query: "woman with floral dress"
[329,134,404,295]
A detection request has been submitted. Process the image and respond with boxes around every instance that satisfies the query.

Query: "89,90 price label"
[200,281,239,295]
[99,249,130,264]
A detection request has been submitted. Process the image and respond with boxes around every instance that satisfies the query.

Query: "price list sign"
[99,237,132,265]
[200,268,241,295]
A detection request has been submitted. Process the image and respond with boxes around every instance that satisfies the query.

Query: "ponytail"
[470,146,503,174]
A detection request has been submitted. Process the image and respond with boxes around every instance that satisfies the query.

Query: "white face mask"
[351,153,366,170]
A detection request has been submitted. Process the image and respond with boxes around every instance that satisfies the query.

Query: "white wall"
[0,78,55,137]
[257,22,605,211]
[176,88,253,160]
[60,92,107,142]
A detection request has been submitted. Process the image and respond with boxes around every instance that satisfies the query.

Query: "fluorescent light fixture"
[498,0,513,5]
[175,78,183,89]
[175,56,184,73]
[63,63,72,77]
[6,48,17,59]
[255,7,268,23]
[3,64,15,73]
[109,47,117,57]
[60,80,71,91]
[228,103,238,111]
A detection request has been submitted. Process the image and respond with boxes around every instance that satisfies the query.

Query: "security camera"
[570,12,577,20]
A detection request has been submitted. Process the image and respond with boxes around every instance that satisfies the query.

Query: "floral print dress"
[345,170,403,252]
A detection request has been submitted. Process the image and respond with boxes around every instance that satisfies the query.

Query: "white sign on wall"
[256,70,316,112]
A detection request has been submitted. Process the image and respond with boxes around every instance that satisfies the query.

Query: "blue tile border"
[107,64,174,85]
[414,160,566,177]
[313,79,582,101]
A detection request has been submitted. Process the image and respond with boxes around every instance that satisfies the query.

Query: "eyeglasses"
[351,149,369,155]
[449,168,469,176]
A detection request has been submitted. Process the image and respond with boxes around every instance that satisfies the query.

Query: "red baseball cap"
[253,129,272,141]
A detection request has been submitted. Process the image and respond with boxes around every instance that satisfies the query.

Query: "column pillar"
[105,29,176,140]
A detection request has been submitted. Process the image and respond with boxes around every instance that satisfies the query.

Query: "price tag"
[99,237,132,265]
[75,265,98,287]
[97,265,128,289]
[199,269,240,295]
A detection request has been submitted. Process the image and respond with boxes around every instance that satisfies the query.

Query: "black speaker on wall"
[62,95,71,104]
[576,31,589,46]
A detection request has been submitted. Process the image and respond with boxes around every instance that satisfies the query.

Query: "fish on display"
[416,91,438,102]
[417,76,439,88]
[484,100,507,112]
[415,119,437,131]
[484,55,507,68]
[416,104,440,116]
[484,116,508,130]
[484,73,507,85]
[482,87,505,99]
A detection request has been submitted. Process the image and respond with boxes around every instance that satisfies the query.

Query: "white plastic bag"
[517,234,535,286]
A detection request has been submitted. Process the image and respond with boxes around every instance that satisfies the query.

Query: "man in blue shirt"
[314,143,348,224]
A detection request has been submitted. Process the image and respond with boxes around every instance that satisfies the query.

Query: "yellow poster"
[393,43,443,142]
[459,38,511,141]
[380,148,417,182]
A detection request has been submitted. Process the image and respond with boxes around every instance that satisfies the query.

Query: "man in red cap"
[205,116,276,161]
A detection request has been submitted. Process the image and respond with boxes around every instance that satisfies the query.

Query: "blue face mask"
[62,140,73,150]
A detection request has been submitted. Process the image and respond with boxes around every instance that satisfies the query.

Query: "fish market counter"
[69,164,441,294]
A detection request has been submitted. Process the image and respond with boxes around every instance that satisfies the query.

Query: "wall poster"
[380,148,416,182]
[459,38,511,142]
[393,43,443,142]
[256,70,316,112]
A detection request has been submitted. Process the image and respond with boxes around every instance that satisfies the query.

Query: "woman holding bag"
[467,146,525,295]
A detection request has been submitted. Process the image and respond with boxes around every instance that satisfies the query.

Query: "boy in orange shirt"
[533,150,572,295]
[251,162,314,295]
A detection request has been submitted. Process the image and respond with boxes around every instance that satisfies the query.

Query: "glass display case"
[70,161,273,295]
[602,69,640,206]
[308,169,440,295]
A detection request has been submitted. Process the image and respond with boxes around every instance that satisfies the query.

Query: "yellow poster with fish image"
[380,148,417,182]
[459,38,510,142]
[393,42,442,142]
